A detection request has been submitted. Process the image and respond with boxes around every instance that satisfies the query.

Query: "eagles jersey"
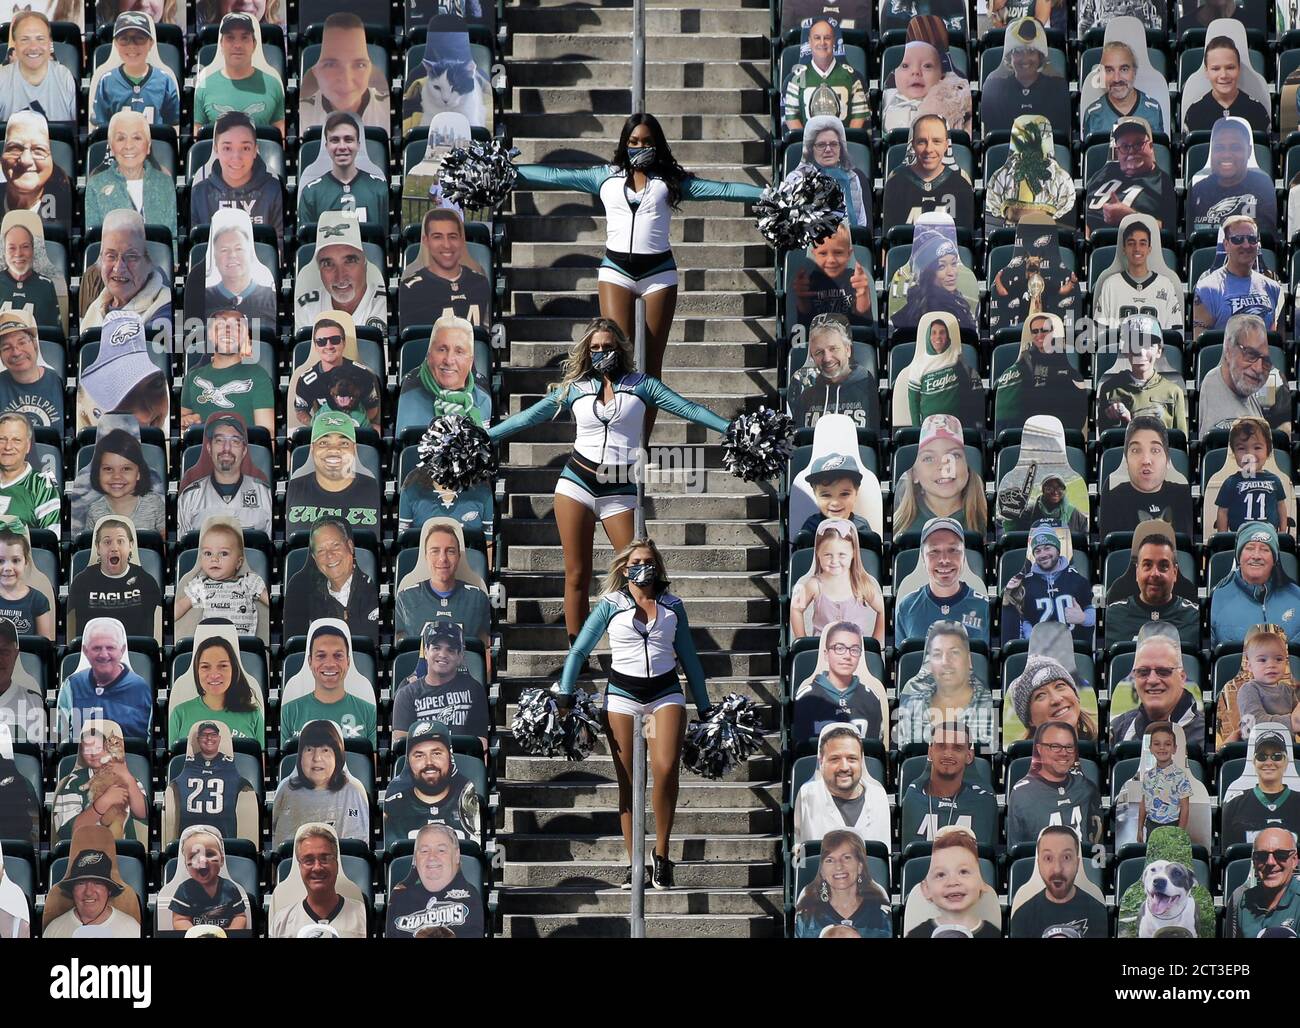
[0,268,59,328]
[1221,786,1300,848]
[880,166,976,231]
[1093,270,1184,330]
[1010,889,1109,939]
[168,756,250,841]
[1217,471,1285,531]
[899,777,997,846]
[1081,90,1166,139]
[1007,770,1102,846]
[895,584,989,647]
[382,770,481,847]
[1085,164,1177,234]
[1187,170,1277,234]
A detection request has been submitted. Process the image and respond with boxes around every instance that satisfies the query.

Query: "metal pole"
[630,712,647,937]
[629,0,648,941]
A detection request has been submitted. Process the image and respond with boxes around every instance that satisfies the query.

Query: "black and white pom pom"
[512,688,600,760]
[683,694,764,780]
[722,407,794,482]
[417,414,498,493]
[754,170,845,251]
[438,139,521,210]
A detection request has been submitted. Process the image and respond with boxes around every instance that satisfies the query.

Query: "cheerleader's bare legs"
[555,493,635,642]
[598,279,679,443]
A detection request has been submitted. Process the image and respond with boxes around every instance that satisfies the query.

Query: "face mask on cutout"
[626,562,656,586]
[590,349,619,374]
[627,145,656,169]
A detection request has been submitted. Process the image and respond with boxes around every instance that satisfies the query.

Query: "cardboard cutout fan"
[891,311,984,429]
[156,825,252,932]
[995,414,1089,535]
[1113,720,1213,849]
[268,821,368,938]
[788,413,883,534]
[42,825,141,937]
[1008,825,1108,938]
[791,615,890,748]
[162,718,260,846]
[167,620,266,748]
[902,825,1001,936]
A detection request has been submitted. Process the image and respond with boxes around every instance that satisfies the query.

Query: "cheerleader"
[488,318,730,644]
[558,539,714,889]
[515,113,763,436]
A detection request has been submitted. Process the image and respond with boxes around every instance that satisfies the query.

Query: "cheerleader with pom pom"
[559,538,713,890]
[512,113,763,437]
[486,317,734,645]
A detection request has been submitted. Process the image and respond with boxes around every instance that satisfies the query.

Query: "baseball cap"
[204,412,248,441]
[196,721,221,735]
[422,618,464,652]
[220,12,256,33]
[920,516,963,546]
[81,311,160,415]
[1254,730,1290,755]
[806,452,862,486]
[113,11,153,37]
[1112,116,1152,140]
[311,409,356,443]
[1042,472,1066,487]
[918,413,963,451]
[0,308,36,340]
[406,718,452,751]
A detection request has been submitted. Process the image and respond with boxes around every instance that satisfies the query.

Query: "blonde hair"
[550,318,634,408]
[1244,624,1288,657]
[601,537,669,597]
[893,466,988,536]
[812,521,880,606]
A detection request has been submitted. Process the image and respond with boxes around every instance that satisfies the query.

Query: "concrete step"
[501,464,774,494]
[512,137,770,165]
[506,237,769,267]
[500,779,782,809]
[502,517,779,547]
[500,833,782,862]
[505,541,777,573]
[506,212,764,244]
[499,441,769,470]
[500,676,782,706]
[499,568,778,599]
[505,7,770,33]
[507,339,772,369]
[510,0,770,8]
[509,33,769,61]
[500,911,782,937]
[513,191,765,218]
[502,621,778,652]
[504,314,776,344]
[508,265,775,292]
[503,806,781,835]
[505,490,774,520]
[498,885,783,916]
[503,648,778,677]
[506,60,771,90]
[506,114,769,141]
[512,289,772,318]
[501,858,779,888]
[502,365,776,395]
[503,393,767,423]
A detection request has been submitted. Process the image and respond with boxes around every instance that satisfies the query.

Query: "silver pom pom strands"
[439,139,522,210]
[722,407,794,482]
[754,169,845,251]
[417,414,498,493]
[682,694,764,780]
[512,688,601,761]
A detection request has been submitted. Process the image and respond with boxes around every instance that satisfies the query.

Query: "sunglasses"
[1255,751,1288,763]
[315,334,345,347]
[1252,848,1297,866]
[1227,233,1259,246]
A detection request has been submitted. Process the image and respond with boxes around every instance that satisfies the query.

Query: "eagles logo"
[820,455,846,470]
[1205,195,1253,222]
[109,321,137,347]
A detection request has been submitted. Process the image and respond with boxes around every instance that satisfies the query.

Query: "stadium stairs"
[495,0,783,937]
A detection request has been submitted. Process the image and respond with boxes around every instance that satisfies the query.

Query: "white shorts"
[604,691,686,718]
[555,476,638,519]
[598,264,678,297]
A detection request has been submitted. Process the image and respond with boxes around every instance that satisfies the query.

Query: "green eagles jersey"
[0,464,59,534]
[298,170,390,227]
[279,692,377,747]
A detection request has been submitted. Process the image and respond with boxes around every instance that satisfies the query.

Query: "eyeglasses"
[2,142,49,161]
[1038,742,1077,754]
[1227,233,1259,246]
[101,250,144,267]
[1132,666,1179,680]
[1234,340,1272,368]
[315,334,345,347]
[1029,326,1054,336]
[1115,141,1150,155]
[1252,848,1297,866]
[827,643,863,657]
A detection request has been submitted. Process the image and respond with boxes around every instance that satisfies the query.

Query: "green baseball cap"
[311,409,357,443]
